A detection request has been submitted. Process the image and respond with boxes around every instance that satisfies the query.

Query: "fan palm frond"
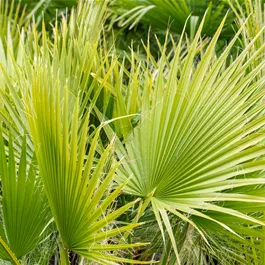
[22,57,151,264]
[100,14,265,264]
[0,1,153,264]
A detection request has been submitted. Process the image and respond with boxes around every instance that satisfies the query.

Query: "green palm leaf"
[0,0,153,263]
[104,14,265,264]
[17,2,152,261]
[24,62,151,263]
[0,131,50,262]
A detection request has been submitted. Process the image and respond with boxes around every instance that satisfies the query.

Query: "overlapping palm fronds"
[0,0,106,157]
[0,1,152,264]
[1,0,265,264]
[98,14,265,264]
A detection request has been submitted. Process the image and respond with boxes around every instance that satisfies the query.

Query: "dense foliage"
[1,0,265,265]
